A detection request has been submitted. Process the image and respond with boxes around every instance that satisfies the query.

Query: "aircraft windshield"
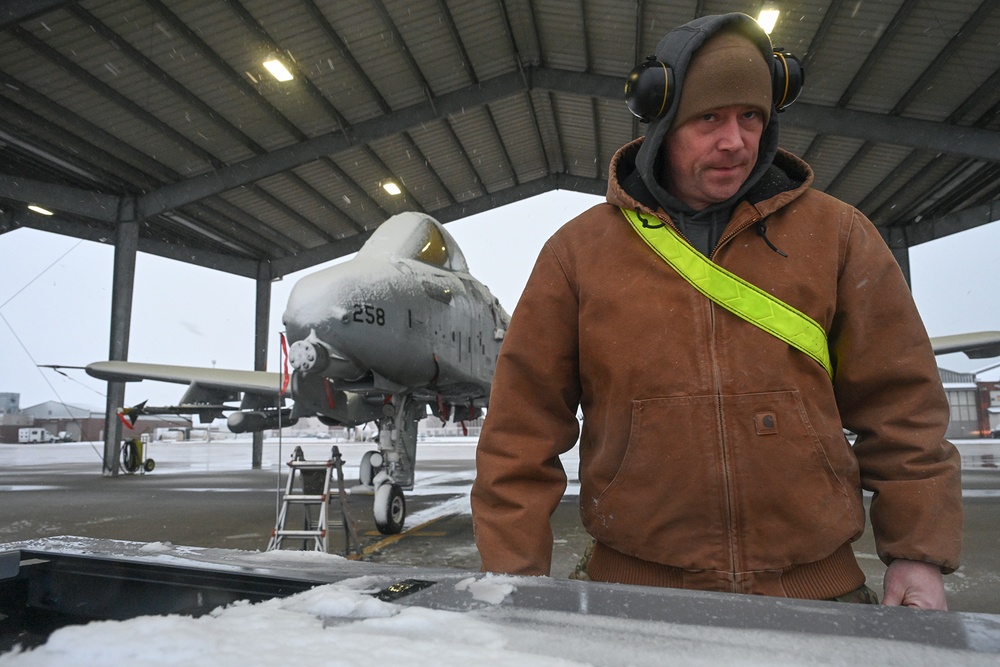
[416,224,449,266]
[360,212,468,271]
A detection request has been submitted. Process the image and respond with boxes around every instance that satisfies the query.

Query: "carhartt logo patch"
[755,412,778,435]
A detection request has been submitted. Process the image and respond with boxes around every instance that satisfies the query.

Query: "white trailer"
[18,427,55,443]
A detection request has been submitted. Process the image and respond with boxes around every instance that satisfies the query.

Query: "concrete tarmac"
[1,437,998,614]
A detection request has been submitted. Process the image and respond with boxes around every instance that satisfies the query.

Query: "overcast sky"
[1,189,998,411]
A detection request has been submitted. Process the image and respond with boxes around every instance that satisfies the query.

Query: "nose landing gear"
[358,393,422,535]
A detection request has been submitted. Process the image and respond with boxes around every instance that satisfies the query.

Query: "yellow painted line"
[361,530,447,537]
[360,515,447,557]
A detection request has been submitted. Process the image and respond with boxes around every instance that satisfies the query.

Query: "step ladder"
[267,445,363,557]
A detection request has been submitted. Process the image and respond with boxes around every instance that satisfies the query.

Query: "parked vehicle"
[17,427,55,443]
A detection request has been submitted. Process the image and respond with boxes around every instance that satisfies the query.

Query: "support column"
[102,219,138,476]
[885,227,912,288]
[251,261,273,469]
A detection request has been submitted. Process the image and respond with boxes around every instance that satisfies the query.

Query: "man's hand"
[882,559,948,610]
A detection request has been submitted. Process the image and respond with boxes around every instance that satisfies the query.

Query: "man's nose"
[716,116,744,149]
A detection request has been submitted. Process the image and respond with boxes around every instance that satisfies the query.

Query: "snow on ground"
[0,435,576,473]
[0,436,582,495]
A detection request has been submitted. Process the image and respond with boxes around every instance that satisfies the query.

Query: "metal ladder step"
[284,495,328,503]
[287,462,330,470]
[274,529,327,538]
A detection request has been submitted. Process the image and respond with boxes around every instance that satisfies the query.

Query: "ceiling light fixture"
[757,9,780,34]
[382,181,402,196]
[27,204,53,215]
[263,59,293,82]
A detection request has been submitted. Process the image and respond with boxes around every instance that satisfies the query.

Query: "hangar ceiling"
[2,0,1000,280]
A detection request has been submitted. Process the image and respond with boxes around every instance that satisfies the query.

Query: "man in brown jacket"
[470,12,962,609]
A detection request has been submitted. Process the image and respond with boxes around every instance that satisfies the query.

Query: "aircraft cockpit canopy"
[361,212,469,272]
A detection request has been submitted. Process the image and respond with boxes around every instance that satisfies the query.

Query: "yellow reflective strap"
[622,207,833,379]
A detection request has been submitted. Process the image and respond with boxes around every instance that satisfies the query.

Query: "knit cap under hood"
[634,13,781,216]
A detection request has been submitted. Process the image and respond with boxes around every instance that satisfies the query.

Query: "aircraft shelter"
[2,0,1000,469]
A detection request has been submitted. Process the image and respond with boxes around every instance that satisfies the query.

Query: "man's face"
[662,105,765,211]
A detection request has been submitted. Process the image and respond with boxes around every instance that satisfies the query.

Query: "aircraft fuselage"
[282,212,508,420]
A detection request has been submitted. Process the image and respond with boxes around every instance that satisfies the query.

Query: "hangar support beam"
[102,219,139,477]
[903,200,1000,247]
[252,261,273,470]
[121,69,1000,223]
[269,173,609,277]
[4,69,999,272]
[0,175,129,223]
[878,199,1000,288]
[882,227,912,288]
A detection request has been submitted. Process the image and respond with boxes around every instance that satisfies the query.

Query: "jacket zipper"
[647,205,765,591]
[711,209,762,259]
[712,209,762,594]
[706,297,740,591]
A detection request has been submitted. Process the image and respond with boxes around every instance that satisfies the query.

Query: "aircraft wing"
[85,361,283,406]
[930,332,1000,359]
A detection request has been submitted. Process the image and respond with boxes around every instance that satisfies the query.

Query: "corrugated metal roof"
[2,0,999,279]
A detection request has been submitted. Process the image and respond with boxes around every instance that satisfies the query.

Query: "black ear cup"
[771,51,804,111]
[624,50,804,121]
[624,56,676,123]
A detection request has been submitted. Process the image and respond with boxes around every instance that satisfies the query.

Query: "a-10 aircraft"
[86,211,510,535]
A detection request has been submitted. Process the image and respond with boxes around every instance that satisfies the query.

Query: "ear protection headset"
[624,47,804,123]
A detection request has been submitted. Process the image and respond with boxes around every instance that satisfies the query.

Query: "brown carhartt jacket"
[471,139,962,599]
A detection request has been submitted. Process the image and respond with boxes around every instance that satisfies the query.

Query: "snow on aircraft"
[86,211,510,535]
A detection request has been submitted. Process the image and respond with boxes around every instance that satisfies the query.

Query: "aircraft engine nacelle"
[227,409,298,433]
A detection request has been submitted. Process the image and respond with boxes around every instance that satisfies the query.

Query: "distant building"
[977,379,1000,437]
[0,393,33,441]
[20,401,96,422]
[0,393,19,415]
[939,368,998,439]
[11,401,104,443]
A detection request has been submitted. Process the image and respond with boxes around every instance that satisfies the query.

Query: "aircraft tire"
[373,483,405,535]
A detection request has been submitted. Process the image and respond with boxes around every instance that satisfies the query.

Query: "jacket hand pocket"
[588,391,862,572]
[721,391,861,570]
